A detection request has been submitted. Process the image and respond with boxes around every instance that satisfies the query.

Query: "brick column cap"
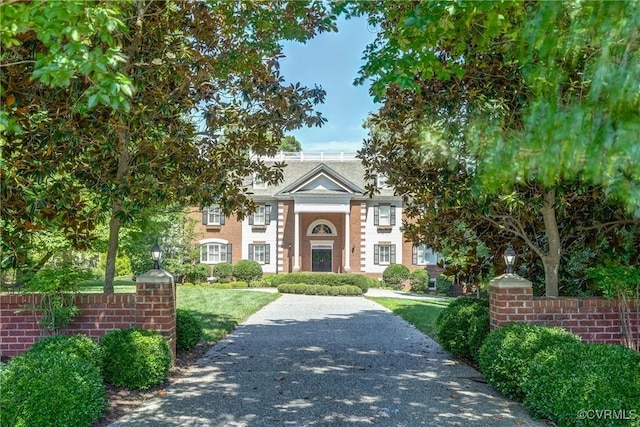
[136,269,174,284]
[490,274,532,289]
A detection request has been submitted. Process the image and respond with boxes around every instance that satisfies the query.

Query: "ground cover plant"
[369,296,452,338]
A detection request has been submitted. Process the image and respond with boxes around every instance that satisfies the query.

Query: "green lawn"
[78,278,136,293]
[177,287,279,342]
[368,296,452,339]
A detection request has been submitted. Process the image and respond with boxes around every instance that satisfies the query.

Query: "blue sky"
[280,15,380,153]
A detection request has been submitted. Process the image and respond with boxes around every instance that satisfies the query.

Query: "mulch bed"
[93,342,212,426]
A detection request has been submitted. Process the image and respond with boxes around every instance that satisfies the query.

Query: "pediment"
[276,163,365,196]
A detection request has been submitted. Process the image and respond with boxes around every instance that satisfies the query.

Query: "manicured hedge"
[101,328,172,390]
[523,342,640,427]
[277,273,373,292]
[176,309,204,351]
[28,334,104,373]
[277,283,363,296]
[383,264,410,289]
[232,259,263,282]
[478,323,582,400]
[435,297,490,362]
[409,269,431,292]
[0,350,107,427]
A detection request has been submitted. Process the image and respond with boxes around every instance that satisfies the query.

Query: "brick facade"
[489,274,639,346]
[0,270,176,361]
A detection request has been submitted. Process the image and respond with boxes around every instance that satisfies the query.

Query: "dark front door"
[311,248,332,272]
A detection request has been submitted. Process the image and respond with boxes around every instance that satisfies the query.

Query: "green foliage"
[209,282,249,289]
[28,334,104,373]
[277,283,363,296]
[588,265,640,299]
[478,323,582,401]
[435,275,454,296]
[25,266,89,332]
[176,309,204,351]
[382,264,410,289]
[183,263,209,284]
[214,262,233,283]
[276,273,372,292]
[232,260,263,283]
[0,350,107,427]
[100,328,171,390]
[435,297,490,362]
[409,269,431,292]
[248,277,277,288]
[523,343,640,427]
[278,135,302,152]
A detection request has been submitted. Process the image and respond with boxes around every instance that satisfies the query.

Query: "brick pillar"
[489,274,534,330]
[136,269,176,364]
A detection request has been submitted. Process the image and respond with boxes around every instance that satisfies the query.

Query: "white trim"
[199,238,229,245]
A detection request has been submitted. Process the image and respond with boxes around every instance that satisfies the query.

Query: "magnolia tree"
[2,0,336,292]
[337,0,640,296]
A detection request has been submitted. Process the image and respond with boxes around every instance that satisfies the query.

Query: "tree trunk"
[103,207,122,294]
[540,188,561,297]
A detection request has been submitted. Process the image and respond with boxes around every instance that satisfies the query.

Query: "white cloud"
[301,140,364,153]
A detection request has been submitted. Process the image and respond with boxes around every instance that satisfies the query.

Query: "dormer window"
[253,173,268,189]
[376,174,390,189]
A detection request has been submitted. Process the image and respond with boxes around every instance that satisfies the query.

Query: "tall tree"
[339,0,640,295]
[278,135,302,152]
[2,1,336,292]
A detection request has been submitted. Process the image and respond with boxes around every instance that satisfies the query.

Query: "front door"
[311,248,332,272]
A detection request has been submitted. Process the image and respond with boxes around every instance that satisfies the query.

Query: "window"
[374,244,396,265]
[249,204,271,226]
[311,224,332,235]
[202,205,224,226]
[200,243,231,264]
[376,174,390,189]
[249,244,270,265]
[412,245,440,265]
[374,205,396,227]
[253,174,268,189]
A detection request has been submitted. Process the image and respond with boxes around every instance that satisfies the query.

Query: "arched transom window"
[307,220,336,236]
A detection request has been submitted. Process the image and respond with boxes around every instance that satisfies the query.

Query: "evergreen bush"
[409,269,431,292]
[213,262,233,283]
[523,343,640,426]
[232,260,263,282]
[176,309,204,351]
[0,351,106,427]
[435,275,454,295]
[101,328,172,390]
[382,264,410,289]
[276,273,371,292]
[28,334,104,373]
[277,283,362,296]
[435,297,490,362]
[478,323,582,400]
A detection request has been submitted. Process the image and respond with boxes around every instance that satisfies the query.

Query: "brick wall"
[0,270,175,360]
[489,275,639,345]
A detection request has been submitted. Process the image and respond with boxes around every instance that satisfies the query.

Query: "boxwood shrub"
[478,323,582,400]
[176,309,204,351]
[435,275,454,295]
[101,328,172,390]
[523,342,640,426]
[277,283,362,296]
[409,269,431,292]
[213,262,233,283]
[277,273,372,292]
[232,260,263,282]
[435,297,490,362]
[382,264,410,289]
[28,333,104,373]
[0,350,107,427]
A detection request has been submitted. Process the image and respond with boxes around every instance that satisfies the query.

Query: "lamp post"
[504,245,516,275]
[151,243,163,270]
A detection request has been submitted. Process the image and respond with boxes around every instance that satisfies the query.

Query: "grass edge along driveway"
[367,296,451,339]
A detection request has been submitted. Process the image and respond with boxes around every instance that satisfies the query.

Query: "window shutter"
[226,244,232,263]
[390,244,396,264]
[248,244,254,261]
[374,244,380,265]
[202,210,208,225]
[265,245,270,264]
[200,245,207,262]
[390,205,396,226]
[412,245,417,265]
[220,214,225,225]
[248,214,254,226]
[265,205,271,225]
[374,206,379,226]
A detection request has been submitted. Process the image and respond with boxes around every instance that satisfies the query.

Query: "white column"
[293,211,301,271]
[344,210,351,272]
